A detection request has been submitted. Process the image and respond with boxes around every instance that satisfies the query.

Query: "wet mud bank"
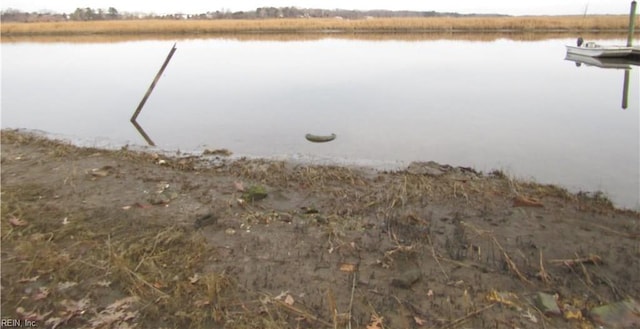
[1,129,638,328]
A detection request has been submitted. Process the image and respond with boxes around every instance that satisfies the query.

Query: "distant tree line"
[1,6,503,22]
[69,7,120,20]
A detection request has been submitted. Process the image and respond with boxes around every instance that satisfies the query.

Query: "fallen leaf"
[486,290,522,311]
[16,307,52,322]
[18,275,40,283]
[414,316,426,326]
[32,287,50,301]
[366,314,384,329]
[57,281,78,291]
[89,297,139,328]
[95,280,112,287]
[45,317,66,329]
[134,202,151,209]
[153,281,166,289]
[339,263,356,273]
[284,294,295,306]
[104,297,139,311]
[563,304,583,320]
[522,309,538,323]
[29,233,48,241]
[90,166,114,177]
[189,274,200,284]
[193,299,210,307]
[513,195,544,208]
[8,216,28,227]
[274,291,289,300]
[234,181,245,191]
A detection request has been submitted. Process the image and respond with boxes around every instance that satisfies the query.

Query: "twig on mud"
[122,262,169,297]
[76,259,108,271]
[594,273,624,299]
[270,296,334,328]
[524,298,548,329]
[134,226,175,272]
[491,235,532,285]
[426,234,450,281]
[537,250,551,285]
[436,256,493,273]
[548,254,602,267]
[106,234,168,298]
[576,252,593,286]
[462,222,532,285]
[437,303,496,329]
[380,227,417,261]
[383,240,416,268]
[347,271,357,329]
[258,294,279,325]
[564,263,604,302]
[588,223,640,239]
[402,175,408,206]
[452,182,469,202]
[327,288,338,329]
[384,243,415,258]
[107,233,112,255]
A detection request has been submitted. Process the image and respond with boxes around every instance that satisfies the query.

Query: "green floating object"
[305,133,336,143]
[242,185,268,202]
[590,299,640,328]
[533,292,561,316]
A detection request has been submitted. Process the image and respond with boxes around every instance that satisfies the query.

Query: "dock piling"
[628,1,637,47]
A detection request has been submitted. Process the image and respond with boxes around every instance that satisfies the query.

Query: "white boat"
[566,41,634,58]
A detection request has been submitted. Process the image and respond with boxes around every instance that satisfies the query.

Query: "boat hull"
[565,45,634,58]
[565,53,640,69]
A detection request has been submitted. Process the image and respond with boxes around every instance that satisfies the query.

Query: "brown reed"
[1,15,636,38]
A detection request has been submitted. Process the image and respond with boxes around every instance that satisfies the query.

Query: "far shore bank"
[2,16,638,38]
[1,31,633,43]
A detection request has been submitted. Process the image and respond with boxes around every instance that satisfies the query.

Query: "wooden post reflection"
[131,120,156,146]
[622,70,630,110]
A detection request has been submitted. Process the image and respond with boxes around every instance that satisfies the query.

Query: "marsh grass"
[1,15,636,38]
[0,31,631,44]
[0,181,236,327]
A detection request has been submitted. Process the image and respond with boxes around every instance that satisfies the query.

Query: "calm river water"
[2,36,639,209]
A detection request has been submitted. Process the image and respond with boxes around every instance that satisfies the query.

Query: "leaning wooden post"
[131,43,178,122]
[627,1,637,47]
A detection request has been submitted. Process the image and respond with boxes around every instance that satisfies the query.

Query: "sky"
[0,0,636,16]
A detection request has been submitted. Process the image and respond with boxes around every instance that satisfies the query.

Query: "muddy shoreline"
[1,129,639,328]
